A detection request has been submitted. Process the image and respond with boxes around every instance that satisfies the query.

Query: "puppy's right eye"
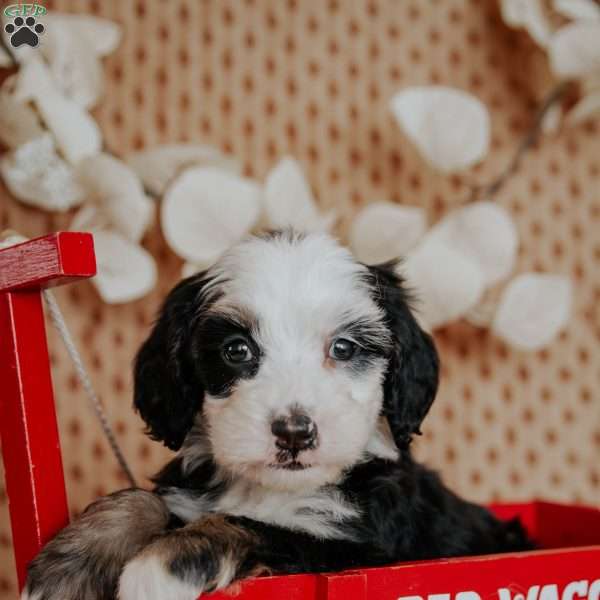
[222,339,254,364]
[329,338,358,361]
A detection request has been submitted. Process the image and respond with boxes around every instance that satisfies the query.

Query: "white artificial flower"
[75,153,154,243]
[0,134,85,211]
[402,237,485,330]
[91,230,157,304]
[263,157,335,232]
[349,201,426,265]
[14,56,101,164]
[390,86,491,173]
[162,167,262,265]
[127,144,240,197]
[425,201,518,287]
[493,274,573,349]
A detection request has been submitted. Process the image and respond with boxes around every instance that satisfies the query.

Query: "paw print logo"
[5,16,45,48]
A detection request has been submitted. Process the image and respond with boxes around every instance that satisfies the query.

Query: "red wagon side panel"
[491,502,600,549]
[206,546,600,600]
[363,546,600,600]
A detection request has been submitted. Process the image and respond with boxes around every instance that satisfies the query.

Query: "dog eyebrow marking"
[204,304,258,332]
[332,315,392,356]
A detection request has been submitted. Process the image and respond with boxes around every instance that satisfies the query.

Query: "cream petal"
[402,237,485,329]
[92,230,157,304]
[13,55,54,101]
[35,90,102,165]
[426,201,518,287]
[45,13,122,57]
[76,153,154,242]
[549,22,600,78]
[390,86,490,173]
[0,134,85,211]
[40,17,104,109]
[492,274,573,350]
[553,0,600,21]
[0,89,44,148]
[349,201,426,265]
[264,157,335,231]
[15,57,102,164]
[500,0,553,46]
[162,167,262,264]
[126,145,240,197]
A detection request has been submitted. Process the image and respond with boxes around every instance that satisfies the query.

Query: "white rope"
[43,289,137,488]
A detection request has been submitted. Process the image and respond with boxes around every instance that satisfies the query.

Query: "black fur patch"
[193,314,261,398]
[366,262,440,451]
[133,275,263,449]
[149,516,260,592]
[134,272,218,450]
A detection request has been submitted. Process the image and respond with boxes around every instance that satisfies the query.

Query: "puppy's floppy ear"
[368,262,439,452]
[134,273,214,451]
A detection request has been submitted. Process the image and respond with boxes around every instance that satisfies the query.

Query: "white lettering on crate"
[398,579,600,600]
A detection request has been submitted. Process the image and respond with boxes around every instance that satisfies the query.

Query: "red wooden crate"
[206,502,600,600]
[1,233,599,599]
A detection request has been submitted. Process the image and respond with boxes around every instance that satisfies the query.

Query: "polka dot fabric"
[0,0,599,596]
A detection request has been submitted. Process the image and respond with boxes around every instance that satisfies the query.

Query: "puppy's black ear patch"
[134,273,215,451]
[368,262,439,452]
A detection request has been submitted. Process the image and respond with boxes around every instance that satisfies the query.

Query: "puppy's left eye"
[329,338,357,361]
[223,339,254,364]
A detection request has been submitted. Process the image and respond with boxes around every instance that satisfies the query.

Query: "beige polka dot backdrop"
[0,0,599,596]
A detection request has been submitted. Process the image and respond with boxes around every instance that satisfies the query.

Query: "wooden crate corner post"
[0,232,96,590]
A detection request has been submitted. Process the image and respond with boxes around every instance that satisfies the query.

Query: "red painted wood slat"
[0,231,96,292]
[205,545,600,600]
[0,232,96,590]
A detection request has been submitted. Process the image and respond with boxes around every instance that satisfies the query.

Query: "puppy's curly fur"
[23,232,532,600]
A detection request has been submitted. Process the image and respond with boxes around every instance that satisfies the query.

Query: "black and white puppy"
[23,231,531,600]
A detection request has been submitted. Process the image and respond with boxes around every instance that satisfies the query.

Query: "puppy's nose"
[271,415,317,451]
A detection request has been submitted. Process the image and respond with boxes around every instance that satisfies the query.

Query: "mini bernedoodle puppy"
[23,231,531,600]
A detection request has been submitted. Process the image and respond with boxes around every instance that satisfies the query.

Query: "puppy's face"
[195,233,391,490]
[135,232,439,492]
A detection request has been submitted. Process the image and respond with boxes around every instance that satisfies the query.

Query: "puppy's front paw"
[119,515,256,600]
[119,554,203,600]
[23,550,121,600]
[23,489,170,600]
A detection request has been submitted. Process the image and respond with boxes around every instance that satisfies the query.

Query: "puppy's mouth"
[271,445,315,471]
[268,460,313,471]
